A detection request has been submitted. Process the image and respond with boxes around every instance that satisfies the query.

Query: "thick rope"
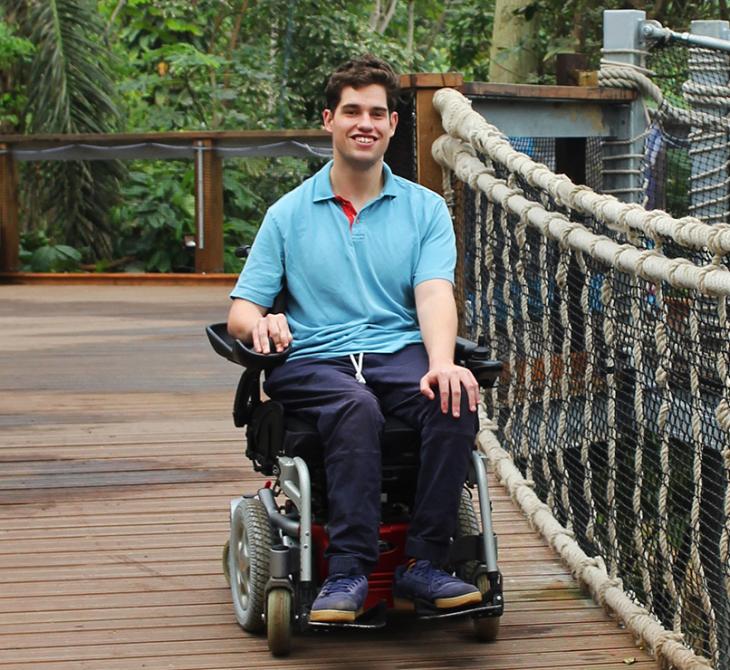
[436,135,724,670]
[433,87,730,255]
[432,135,730,297]
[478,421,714,669]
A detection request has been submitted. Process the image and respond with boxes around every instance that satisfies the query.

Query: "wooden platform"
[0,285,654,669]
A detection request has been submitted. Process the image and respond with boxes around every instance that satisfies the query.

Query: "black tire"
[222,540,231,586]
[455,486,481,582]
[229,497,272,632]
[267,588,292,656]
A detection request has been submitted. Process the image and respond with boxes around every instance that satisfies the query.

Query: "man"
[227,54,482,624]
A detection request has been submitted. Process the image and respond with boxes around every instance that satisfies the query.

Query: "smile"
[352,136,376,145]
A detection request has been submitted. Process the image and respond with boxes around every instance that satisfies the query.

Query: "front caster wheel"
[473,574,500,642]
[267,588,292,656]
[222,540,231,586]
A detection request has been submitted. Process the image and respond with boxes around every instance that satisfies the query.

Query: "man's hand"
[252,313,292,354]
[419,363,479,418]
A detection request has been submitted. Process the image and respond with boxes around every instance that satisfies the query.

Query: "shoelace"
[319,574,364,596]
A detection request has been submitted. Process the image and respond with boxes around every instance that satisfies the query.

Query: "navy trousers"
[263,343,477,576]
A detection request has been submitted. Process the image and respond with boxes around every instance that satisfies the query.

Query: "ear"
[389,110,398,137]
[322,108,334,133]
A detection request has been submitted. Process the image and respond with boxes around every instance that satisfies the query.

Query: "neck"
[329,158,384,209]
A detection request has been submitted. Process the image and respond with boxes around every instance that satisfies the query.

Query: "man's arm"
[415,278,478,417]
[227,298,292,354]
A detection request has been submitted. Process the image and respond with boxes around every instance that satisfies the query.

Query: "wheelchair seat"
[205,321,500,519]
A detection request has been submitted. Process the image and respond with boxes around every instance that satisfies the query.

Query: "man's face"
[322,84,398,170]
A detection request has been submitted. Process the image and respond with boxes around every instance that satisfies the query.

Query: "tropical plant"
[0,19,34,132]
[6,0,124,260]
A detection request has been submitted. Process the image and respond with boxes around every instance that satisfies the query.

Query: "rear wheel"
[229,497,272,632]
[455,487,480,583]
[267,588,292,656]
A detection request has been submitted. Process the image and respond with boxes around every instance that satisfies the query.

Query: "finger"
[466,374,479,412]
[267,318,282,351]
[276,315,292,349]
[450,375,462,418]
[439,373,450,413]
[251,321,263,353]
[258,320,271,354]
[420,374,435,400]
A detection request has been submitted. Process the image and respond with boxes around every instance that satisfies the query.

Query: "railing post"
[193,139,224,273]
[0,144,19,272]
[688,20,730,224]
[602,10,648,203]
[400,73,464,195]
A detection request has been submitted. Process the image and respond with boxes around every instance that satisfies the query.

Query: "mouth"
[351,135,377,146]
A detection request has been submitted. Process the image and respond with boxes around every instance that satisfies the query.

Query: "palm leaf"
[12,0,124,259]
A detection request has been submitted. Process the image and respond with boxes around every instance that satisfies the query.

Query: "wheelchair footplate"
[401,593,502,621]
[307,601,388,630]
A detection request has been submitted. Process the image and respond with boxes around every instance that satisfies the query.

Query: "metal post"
[602,10,648,203]
[688,20,730,224]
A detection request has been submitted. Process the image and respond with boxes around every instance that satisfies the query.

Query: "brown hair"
[325,54,400,113]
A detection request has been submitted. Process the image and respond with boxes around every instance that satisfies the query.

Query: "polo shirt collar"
[312,160,398,203]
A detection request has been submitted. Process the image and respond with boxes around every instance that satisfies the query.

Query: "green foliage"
[110,161,197,272]
[0,19,33,68]
[0,19,33,131]
[19,229,82,272]
[10,0,724,273]
[8,0,125,260]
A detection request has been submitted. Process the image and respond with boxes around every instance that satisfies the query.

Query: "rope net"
[434,88,728,670]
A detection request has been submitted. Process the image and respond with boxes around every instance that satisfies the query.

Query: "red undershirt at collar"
[334,195,357,228]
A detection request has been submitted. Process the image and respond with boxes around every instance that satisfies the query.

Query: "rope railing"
[433,87,730,256]
[433,88,729,669]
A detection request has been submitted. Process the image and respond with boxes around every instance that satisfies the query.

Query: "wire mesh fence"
[645,42,730,225]
[445,134,730,667]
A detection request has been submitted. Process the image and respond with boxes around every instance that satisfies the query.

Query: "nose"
[357,113,374,130]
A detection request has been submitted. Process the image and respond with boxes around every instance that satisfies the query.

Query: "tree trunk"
[488,0,538,83]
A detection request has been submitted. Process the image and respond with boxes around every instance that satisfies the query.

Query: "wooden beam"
[0,145,19,272]
[194,140,224,274]
[407,73,464,195]
[463,81,635,101]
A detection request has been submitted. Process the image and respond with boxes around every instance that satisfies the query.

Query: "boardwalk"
[0,284,655,669]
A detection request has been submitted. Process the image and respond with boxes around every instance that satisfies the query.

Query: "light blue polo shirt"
[230,161,455,360]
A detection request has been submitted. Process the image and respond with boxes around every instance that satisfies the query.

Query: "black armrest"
[206,322,290,371]
[455,336,502,390]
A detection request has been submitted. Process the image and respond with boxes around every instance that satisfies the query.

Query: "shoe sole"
[309,608,364,623]
[394,591,482,610]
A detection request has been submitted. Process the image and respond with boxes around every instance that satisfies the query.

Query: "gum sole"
[309,608,364,623]
[434,591,483,608]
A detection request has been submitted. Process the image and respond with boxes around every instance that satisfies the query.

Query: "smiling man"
[227,55,481,624]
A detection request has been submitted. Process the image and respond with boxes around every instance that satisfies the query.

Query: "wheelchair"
[206,321,504,656]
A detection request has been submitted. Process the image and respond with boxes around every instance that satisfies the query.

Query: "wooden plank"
[463,82,636,101]
[0,285,656,669]
[0,272,237,285]
[0,128,329,146]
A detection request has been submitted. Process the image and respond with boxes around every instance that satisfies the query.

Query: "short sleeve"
[412,197,456,287]
[229,210,284,307]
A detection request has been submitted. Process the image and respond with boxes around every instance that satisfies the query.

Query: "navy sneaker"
[393,559,482,609]
[310,573,368,623]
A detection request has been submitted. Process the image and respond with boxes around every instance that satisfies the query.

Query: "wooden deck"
[0,285,654,669]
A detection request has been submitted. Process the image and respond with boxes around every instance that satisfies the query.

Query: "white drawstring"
[349,352,366,384]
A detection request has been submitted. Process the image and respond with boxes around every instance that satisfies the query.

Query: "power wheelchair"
[206,320,504,656]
